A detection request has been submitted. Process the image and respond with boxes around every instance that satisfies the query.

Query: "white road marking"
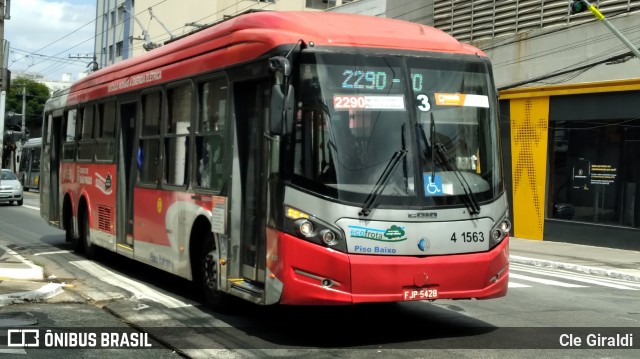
[0,349,27,355]
[34,250,72,256]
[0,244,43,280]
[508,282,531,288]
[511,265,639,290]
[70,260,192,309]
[22,204,39,211]
[508,273,587,287]
[511,263,640,288]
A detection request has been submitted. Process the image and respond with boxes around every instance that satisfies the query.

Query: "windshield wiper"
[417,113,481,215]
[400,123,409,194]
[359,148,407,217]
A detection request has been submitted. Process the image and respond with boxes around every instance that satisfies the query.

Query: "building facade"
[92,0,640,250]
[95,0,134,68]
[328,0,640,250]
[459,0,640,251]
[95,0,359,65]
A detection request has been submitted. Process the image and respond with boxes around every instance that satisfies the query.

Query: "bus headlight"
[296,219,315,237]
[320,229,337,246]
[489,215,511,248]
[285,205,347,252]
[499,218,511,233]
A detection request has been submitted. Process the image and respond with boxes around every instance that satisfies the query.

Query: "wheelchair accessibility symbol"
[423,175,443,196]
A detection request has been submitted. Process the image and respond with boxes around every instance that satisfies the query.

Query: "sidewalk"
[509,237,640,282]
[0,243,65,306]
[0,237,638,306]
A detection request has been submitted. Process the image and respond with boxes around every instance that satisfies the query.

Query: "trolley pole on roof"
[570,0,640,60]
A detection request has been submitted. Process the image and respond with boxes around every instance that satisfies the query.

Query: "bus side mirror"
[270,84,294,135]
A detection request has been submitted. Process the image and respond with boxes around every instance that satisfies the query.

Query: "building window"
[305,0,335,10]
[110,10,116,27]
[109,45,114,62]
[116,41,123,57]
[118,6,125,23]
[549,118,640,229]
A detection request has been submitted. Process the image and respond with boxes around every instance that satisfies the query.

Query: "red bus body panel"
[60,162,118,236]
[272,231,509,305]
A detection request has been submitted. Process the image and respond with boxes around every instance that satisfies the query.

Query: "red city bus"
[40,10,510,307]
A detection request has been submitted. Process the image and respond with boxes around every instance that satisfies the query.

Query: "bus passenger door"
[117,102,138,247]
[41,114,62,224]
[234,80,270,283]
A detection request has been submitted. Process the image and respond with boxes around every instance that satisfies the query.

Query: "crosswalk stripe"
[0,348,27,354]
[70,260,192,309]
[510,265,638,290]
[508,282,531,288]
[510,263,640,288]
[509,273,587,287]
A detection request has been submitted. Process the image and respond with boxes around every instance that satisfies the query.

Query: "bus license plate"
[403,287,438,301]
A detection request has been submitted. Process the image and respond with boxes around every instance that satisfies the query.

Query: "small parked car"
[0,169,24,206]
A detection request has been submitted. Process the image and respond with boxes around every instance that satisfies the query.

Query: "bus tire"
[81,210,97,259]
[198,232,227,309]
[64,209,79,248]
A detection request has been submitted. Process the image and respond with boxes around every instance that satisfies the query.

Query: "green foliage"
[6,77,51,126]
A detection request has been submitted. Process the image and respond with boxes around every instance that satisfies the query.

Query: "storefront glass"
[549,119,640,228]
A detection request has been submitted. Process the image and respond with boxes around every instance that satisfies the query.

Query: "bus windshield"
[291,52,503,209]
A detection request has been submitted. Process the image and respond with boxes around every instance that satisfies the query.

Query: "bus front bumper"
[272,231,509,305]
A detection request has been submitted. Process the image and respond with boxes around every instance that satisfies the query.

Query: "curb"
[510,255,640,283]
[0,283,66,307]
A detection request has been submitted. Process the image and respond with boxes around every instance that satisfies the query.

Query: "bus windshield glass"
[291,52,503,208]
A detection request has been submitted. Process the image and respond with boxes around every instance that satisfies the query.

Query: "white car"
[0,169,24,206]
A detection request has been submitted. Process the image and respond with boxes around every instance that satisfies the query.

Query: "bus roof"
[58,11,485,106]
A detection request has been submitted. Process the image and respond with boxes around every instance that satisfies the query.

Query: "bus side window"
[78,106,95,161]
[32,148,41,173]
[196,78,227,191]
[139,91,162,184]
[62,109,78,160]
[165,83,192,186]
[19,149,30,174]
[97,102,116,161]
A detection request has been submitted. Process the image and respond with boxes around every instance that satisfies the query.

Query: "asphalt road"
[0,191,638,358]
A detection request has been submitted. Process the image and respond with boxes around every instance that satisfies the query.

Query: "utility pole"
[21,84,25,138]
[0,0,7,169]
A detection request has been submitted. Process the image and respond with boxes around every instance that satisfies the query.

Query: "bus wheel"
[64,213,79,248]
[199,233,226,308]
[81,211,97,259]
